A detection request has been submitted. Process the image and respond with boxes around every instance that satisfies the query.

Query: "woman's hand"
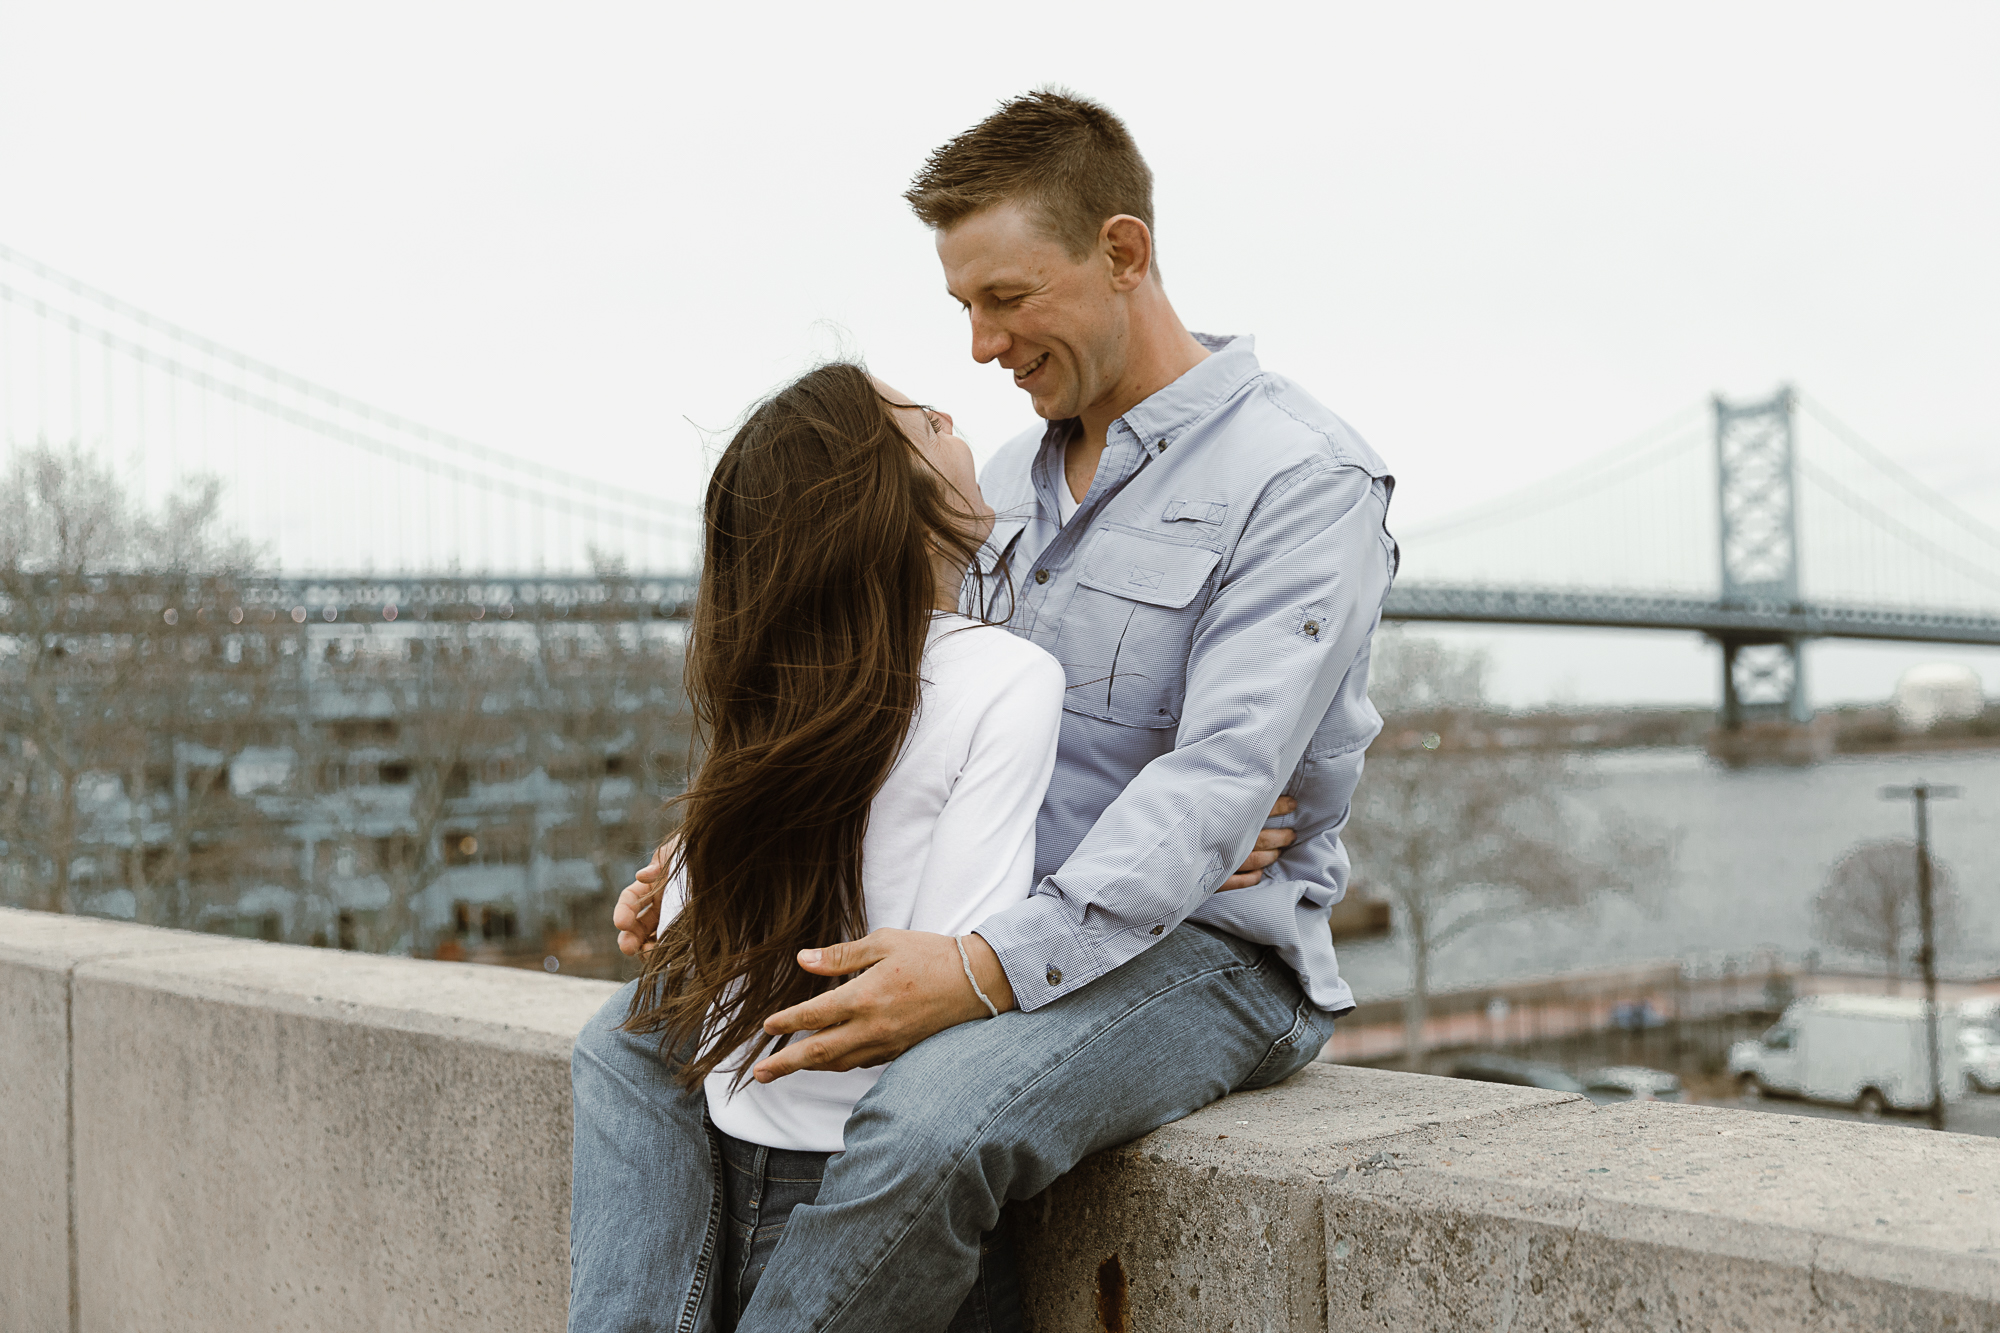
[750,929,1012,1082]
[1219,796,1297,889]
[612,842,674,957]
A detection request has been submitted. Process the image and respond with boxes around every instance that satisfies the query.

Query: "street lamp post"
[1880,780,1962,1132]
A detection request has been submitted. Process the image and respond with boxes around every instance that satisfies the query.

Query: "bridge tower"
[1713,385,1811,727]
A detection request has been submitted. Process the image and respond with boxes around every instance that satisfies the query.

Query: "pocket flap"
[1075,529,1221,609]
[1163,498,1228,526]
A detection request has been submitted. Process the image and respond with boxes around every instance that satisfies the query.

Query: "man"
[572,90,1394,1331]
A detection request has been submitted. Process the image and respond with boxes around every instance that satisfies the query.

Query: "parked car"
[1449,1055,1586,1095]
[1728,995,1965,1115]
[1963,1028,2000,1094]
[1581,1066,1685,1104]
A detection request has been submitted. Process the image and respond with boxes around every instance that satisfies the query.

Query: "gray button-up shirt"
[966,334,1396,1015]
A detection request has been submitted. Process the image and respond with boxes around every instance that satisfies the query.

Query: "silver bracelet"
[955,935,1001,1019]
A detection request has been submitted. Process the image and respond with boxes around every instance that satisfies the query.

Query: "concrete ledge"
[71,939,617,1333]
[1,907,615,1333]
[1323,1100,1999,1329]
[6,907,1998,1333]
[0,913,246,1333]
[1013,1065,2000,1332]
[1011,1064,1584,1331]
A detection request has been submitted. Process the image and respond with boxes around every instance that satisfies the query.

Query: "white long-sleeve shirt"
[667,613,1065,1152]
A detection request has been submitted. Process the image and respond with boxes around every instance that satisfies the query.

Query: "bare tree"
[1814,839,1962,983]
[0,446,153,913]
[0,444,270,920]
[1345,633,1674,1067]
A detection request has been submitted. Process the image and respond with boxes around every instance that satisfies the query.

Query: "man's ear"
[1101,215,1153,293]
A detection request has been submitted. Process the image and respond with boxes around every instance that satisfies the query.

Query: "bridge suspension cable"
[1396,403,1707,543]
[0,243,699,576]
[1798,393,2000,554]
[0,242,680,511]
[0,283,685,534]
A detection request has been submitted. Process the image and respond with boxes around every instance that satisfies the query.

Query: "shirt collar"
[1119,332,1260,448]
[1034,333,1262,466]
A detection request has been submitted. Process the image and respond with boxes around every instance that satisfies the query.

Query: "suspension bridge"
[1383,386,2000,724]
[4,243,1999,725]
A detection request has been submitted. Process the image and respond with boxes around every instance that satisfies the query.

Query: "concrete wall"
[1,908,613,1333]
[1017,1070,2000,1331]
[4,906,1996,1333]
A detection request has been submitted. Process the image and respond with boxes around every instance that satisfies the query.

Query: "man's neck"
[1066,294,1209,501]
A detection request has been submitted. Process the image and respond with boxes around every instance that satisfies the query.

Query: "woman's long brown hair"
[624,362,989,1089]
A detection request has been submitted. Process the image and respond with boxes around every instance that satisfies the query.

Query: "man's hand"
[750,929,1013,1082]
[1219,796,1297,889]
[612,842,674,957]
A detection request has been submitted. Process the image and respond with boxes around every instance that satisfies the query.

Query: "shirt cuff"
[972,892,1106,1012]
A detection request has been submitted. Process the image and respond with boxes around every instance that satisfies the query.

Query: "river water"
[1335,747,2000,1002]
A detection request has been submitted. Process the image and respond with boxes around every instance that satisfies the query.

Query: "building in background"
[1,577,693,970]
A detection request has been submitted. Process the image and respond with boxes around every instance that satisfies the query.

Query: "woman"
[581,362,1062,1332]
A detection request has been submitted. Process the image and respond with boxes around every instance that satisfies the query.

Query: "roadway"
[1385,583,2000,648]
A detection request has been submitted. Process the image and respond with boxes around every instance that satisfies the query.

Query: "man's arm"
[610,809,1295,955]
[970,463,1393,1009]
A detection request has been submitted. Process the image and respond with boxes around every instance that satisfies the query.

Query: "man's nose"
[968,313,1009,365]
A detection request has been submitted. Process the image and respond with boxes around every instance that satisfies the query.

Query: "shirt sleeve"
[972,463,1394,1009]
[905,645,1067,936]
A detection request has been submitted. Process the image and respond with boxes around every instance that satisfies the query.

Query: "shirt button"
[1303,620,1320,636]
[1034,569,1050,585]
[1045,966,1063,986]
[1149,924,1164,936]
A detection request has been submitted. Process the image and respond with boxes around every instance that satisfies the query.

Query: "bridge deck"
[6,573,2000,647]
[1385,583,2000,647]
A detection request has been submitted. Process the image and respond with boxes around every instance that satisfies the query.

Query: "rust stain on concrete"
[1095,1253,1129,1332]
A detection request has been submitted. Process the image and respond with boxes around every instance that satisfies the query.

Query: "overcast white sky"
[3,1,1996,708]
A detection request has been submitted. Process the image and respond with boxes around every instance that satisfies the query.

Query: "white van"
[1729,995,1964,1115]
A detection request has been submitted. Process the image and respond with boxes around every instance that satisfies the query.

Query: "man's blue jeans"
[568,923,1337,1332]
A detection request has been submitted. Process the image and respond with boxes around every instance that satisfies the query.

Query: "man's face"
[937,202,1125,422]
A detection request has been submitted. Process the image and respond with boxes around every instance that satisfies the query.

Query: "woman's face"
[875,378,995,546]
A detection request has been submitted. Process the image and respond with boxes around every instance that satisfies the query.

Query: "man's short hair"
[905,89,1155,261]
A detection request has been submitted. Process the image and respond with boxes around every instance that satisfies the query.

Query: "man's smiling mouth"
[1013,352,1049,385]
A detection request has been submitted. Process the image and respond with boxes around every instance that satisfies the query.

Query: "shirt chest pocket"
[1053,529,1222,729]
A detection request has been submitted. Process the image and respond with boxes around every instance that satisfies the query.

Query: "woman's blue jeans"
[567,923,1336,1333]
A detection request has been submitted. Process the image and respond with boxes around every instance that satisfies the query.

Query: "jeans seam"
[675,1114,727,1333]
[1244,997,1315,1088]
[814,952,1264,1332]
